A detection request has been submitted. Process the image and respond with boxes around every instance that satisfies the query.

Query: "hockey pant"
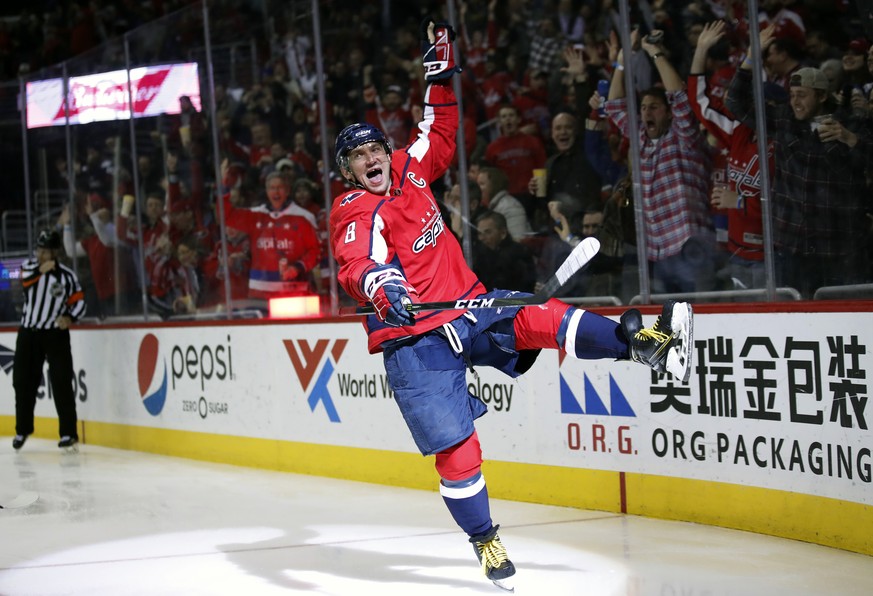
[382,290,629,536]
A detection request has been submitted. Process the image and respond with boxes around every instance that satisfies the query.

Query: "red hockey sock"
[512,298,571,351]
[514,300,629,359]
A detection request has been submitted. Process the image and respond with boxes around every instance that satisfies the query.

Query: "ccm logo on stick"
[454,298,494,309]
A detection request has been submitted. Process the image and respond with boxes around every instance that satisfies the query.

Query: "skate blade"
[490,577,515,593]
[60,445,79,454]
[666,303,693,383]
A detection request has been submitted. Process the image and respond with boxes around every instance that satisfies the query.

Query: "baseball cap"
[847,38,871,55]
[789,67,829,91]
[275,158,296,171]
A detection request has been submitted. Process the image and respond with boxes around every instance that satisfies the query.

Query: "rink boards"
[1,306,871,556]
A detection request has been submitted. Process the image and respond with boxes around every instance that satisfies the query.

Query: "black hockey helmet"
[334,123,392,178]
[36,228,61,250]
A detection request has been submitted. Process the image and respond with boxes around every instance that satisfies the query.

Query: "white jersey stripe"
[563,308,585,357]
[250,201,317,229]
[408,86,435,163]
[692,75,738,137]
[369,213,389,264]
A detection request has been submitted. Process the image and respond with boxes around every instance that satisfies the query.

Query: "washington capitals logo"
[284,339,348,422]
[729,153,763,199]
[407,172,427,188]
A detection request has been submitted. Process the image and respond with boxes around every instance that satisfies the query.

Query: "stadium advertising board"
[25,62,201,128]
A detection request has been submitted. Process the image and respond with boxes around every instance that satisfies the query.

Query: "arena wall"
[1,305,870,555]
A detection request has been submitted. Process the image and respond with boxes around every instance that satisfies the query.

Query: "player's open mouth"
[366,167,384,185]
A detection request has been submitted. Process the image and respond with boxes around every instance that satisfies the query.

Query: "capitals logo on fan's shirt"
[729,152,763,199]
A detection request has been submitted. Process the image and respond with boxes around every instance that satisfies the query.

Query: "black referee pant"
[13,327,78,440]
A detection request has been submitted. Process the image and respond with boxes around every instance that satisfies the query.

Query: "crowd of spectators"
[0,1,209,80]
[7,0,873,319]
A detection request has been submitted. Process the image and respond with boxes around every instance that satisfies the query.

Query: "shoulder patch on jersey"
[340,191,366,206]
[406,172,427,188]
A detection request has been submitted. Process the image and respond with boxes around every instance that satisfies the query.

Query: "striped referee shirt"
[19,259,86,329]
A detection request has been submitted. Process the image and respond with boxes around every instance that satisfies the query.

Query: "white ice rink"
[2,439,872,596]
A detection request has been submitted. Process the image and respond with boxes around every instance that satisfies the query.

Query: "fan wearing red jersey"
[220,169,320,300]
[688,21,772,289]
[329,18,694,593]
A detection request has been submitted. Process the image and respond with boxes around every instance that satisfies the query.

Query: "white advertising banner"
[26,62,202,128]
[0,311,869,507]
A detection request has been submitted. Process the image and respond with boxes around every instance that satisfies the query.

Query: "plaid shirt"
[605,90,712,260]
[528,34,563,73]
[727,69,873,258]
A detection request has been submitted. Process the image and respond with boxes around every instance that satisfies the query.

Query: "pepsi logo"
[137,333,167,416]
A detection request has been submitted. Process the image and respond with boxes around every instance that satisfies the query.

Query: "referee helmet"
[36,229,61,250]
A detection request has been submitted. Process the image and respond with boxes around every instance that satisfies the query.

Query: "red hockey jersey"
[484,132,547,196]
[688,74,770,261]
[330,83,485,353]
[222,196,320,298]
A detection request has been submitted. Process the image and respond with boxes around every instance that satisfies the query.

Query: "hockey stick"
[342,236,600,316]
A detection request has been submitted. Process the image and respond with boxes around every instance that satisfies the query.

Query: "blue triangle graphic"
[559,373,584,414]
[584,373,610,415]
[609,373,636,417]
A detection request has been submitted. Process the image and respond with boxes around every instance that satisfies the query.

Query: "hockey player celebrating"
[329,19,693,592]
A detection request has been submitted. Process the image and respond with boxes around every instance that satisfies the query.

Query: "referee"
[12,229,86,450]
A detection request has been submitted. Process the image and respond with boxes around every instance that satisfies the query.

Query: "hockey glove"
[421,19,461,82]
[363,265,418,327]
